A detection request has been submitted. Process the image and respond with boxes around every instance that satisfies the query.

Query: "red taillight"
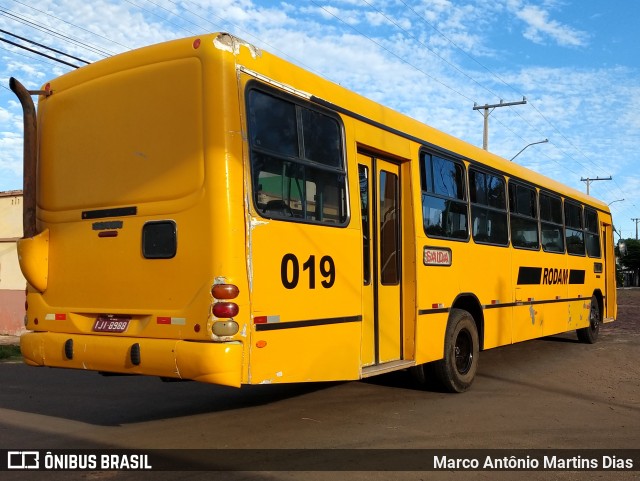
[212,302,239,318]
[212,283,239,300]
[193,38,201,49]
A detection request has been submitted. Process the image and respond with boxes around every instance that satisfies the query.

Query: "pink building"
[0,190,26,335]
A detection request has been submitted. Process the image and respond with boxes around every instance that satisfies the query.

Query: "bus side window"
[509,182,539,250]
[540,192,565,253]
[420,152,468,240]
[469,168,508,246]
[565,201,585,256]
[585,207,601,258]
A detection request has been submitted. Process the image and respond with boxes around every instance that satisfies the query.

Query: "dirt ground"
[608,288,640,335]
[1,288,638,480]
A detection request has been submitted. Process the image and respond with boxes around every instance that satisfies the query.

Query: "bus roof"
[42,32,608,213]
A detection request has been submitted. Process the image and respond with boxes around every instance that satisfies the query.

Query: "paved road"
[1,298,639,480]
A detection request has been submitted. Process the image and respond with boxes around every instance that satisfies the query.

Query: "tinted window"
[301,108,341,167]
[540,192,563,225]
[469,169,508,246]
[540,192,565,253]
[424,155,465,199]
[249,90,297,157]
[564,202,585,255]
[585,207,601,258]
[380,171,399,285]
[248,88,347,225]
[509,182,539,250]
[420,152,468,240]
[359,165,371,285]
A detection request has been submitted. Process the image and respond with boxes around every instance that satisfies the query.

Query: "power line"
[8,0,127,54]
[310,0,475,103]
[158,0,327,78]
[123,0,197,37]
[0,42,62,70]
[390,1,617,186]
[362,0,499,100]
[0,35,82,68]
[0,8,111,58]
[1,29,90,64]
[0,1,630,205]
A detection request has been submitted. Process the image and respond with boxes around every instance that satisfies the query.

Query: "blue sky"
[1,0,639,238]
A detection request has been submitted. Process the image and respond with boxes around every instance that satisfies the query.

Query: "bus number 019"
[281,254,335,289]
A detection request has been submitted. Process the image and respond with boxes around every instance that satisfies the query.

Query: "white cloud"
[0,0,637,228]
[512,4,589,47]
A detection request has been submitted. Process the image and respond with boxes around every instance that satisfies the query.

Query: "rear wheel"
[577,295,600,344]
[433,309,479,393]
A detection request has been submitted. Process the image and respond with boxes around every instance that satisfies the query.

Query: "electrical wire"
[1,28,89,64]
[0,1,632,212]
[0,8,111,58]
[0,36,81,68]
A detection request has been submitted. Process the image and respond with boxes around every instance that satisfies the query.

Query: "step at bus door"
[358,153,402,366]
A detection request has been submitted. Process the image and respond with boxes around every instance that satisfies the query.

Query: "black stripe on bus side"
[82,206,137,220]
[418,307,450,315]
[254,315,362,332]
[516,267,586,285]
[569,270,586,284]
[517,267,542,285]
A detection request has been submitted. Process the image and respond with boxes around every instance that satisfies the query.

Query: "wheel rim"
[454,328,473,375]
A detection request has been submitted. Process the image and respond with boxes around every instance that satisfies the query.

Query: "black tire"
[577,295,600,344]
[432,309,479,393]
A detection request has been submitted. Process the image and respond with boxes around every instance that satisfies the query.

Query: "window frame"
[246,83,349,227]
[584,206,601,258]
[539,191,565,254]
[469,167,508,247]
[419,150,469,242]
[564,200,586,256]
[508,181,540,251]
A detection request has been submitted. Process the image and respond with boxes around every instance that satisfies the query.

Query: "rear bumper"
[20,332,243,387]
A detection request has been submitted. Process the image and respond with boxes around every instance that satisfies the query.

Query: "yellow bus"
[11,33,616,393]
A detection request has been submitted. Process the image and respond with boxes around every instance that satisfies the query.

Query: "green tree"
[618,238,640,286]
[619,238,640,271]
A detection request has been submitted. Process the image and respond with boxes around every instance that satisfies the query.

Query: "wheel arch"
[592,289,604,321]
[451,292,485,350]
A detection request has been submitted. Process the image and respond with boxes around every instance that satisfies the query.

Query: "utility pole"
[632,218,640,240]
[580,176,612,195]
[473,97,527,150]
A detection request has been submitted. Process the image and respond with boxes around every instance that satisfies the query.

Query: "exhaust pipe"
[9,77,38,239]
[9,77,50,292]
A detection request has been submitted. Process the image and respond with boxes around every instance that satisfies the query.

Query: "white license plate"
[93,316,130,333]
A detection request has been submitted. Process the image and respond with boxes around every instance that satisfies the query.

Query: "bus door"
[358,153,402,366]
[602,222,616,321]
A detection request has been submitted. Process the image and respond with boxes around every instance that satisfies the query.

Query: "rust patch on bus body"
[213,33,262,59]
